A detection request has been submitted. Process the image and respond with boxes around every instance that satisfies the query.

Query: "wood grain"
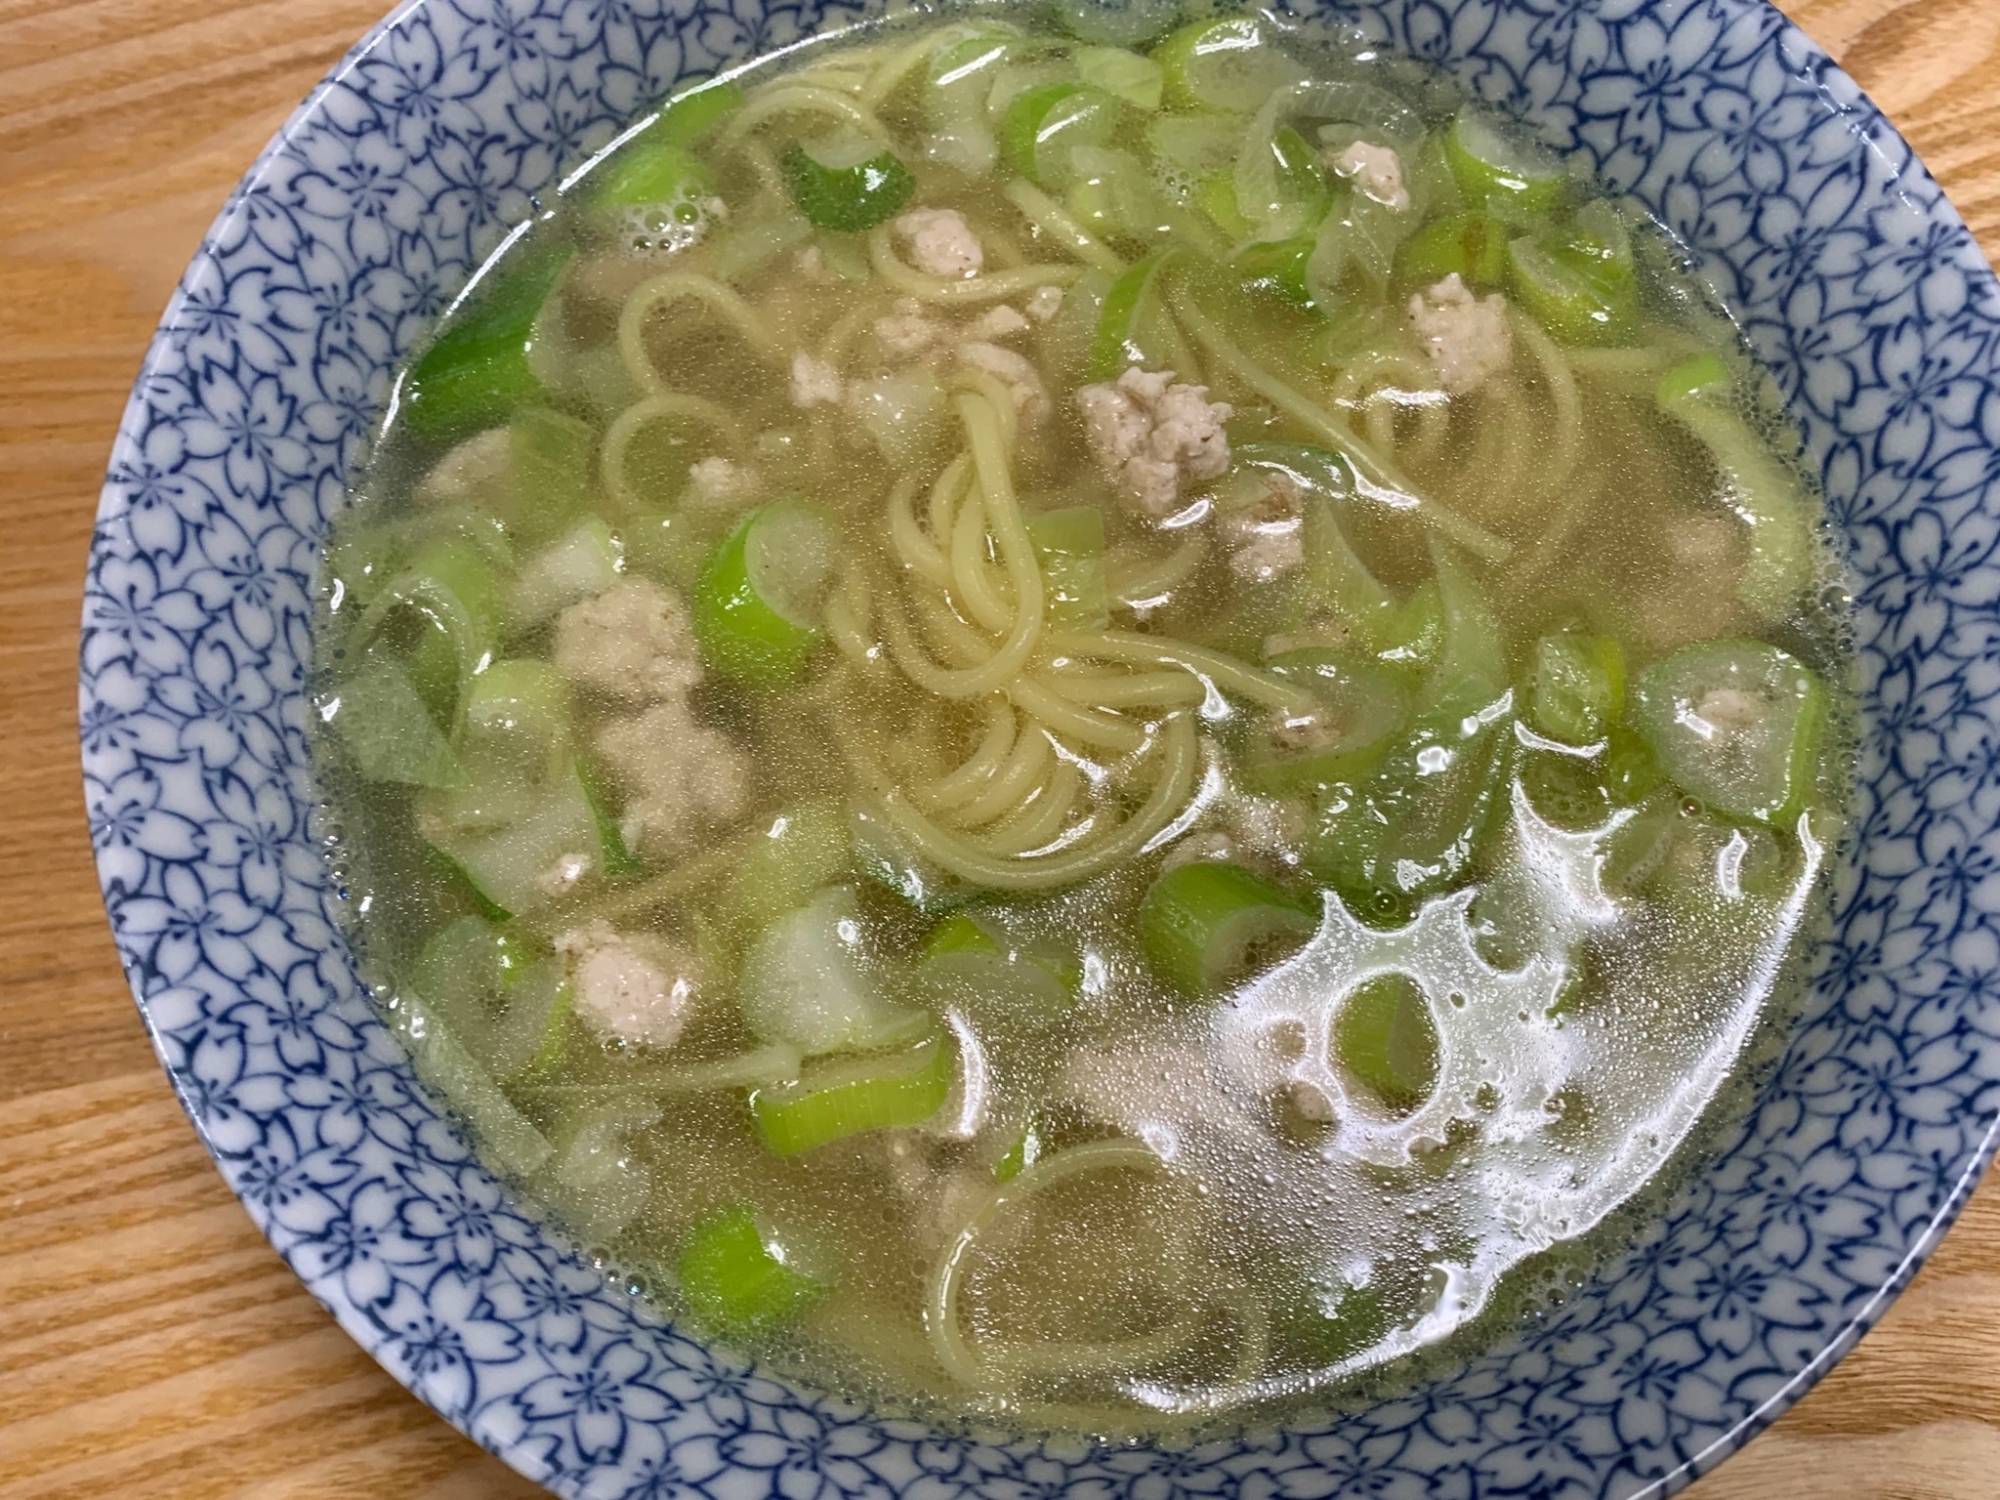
[0,1,1995,1494]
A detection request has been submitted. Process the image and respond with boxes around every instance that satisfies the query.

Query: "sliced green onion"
[749,1035,956,1156]
[1444,108,1565,212]
[1395,210,1510,291]
[694,498,838,684]
[1334,972,1438,1113]
[1519,749,1616,833]
[923,909,1004,959]
[405,244,573,442]
[1154,16,1306,114]
[994,1118,1043,1181]
[1235,235,1318,309]
[331,662,464,788]
[1001,82,1122,189]
[676,1204,826,1336]
[1631,639,1827,824]
[1603,722,1665,806]
[1139,861,1317,995]
[1243,649,1412,793]
[780,136,916,231]
[1027,505,1109,629]
[637,77,744,151]
[1524,631,1625,746]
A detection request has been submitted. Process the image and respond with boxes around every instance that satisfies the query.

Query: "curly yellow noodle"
[951,721,1053,828]
[599,392,744,512]
[1039,668,1207,710]
[890,468,955,590]
[1174,296,1511,563]
[617,272,781,390]
[1049,630,1305,713]
[949,486,1014,634]
[974,760,1082,857]
[1514,310,1583,496]
[818,301,878,367]
[926,1139,1175,1387]
[1105,534,1208,606]
[879,395,1045,699]
[869,713,1198,890]
[927,454,967,542]
[867,225,1084,304]
[916,698,1017,813]
[720,85,889,148]
[906,585,993,667]
[859,26,951,107]
[1008,677,1147,756]
[1001,180,1126,273]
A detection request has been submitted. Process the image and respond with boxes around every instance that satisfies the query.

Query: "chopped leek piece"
[332,662,464,788]
[463,658,572,776]
[508,407,595,547]
[635,77,744,151]
[1508,233,1634,344]
[1395,211,1509,291]
[1087,250,1176,380]
[994,1118,1042,1181]
[693,499,838,684]
[1519,749,1616,833]
[425,761,600,917]
[721,800,854,937]
[1027,505,1109,629]
[405,245,573,442]
[1075,46,1165,110]
[1054,0,1182,48]
[1001,82,1122,189]
[1334,973,1438,1113]
[781,136,916,231]
[1244,649,1411,792]
[1631,639,1827,824]
[1235,236,1318,309]
[923,909,1004,959]
[919,910,1081,1008]
[1657,369,1816,620]
[737,886,918,1056]
[391,994,554,1176]
[591,139,716,210]
[1444,108,1565,212]
[510,516,623,627]
[676,1204,826,1335]
[749,1035,956,1155]
[1140,861,1317,995]
[1525,632,1625,746]
[1154,16,1306,114]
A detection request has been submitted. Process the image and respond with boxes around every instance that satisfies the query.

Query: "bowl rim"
[81,0,2000,1495]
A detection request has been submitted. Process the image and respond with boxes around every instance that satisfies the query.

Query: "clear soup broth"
[312,2,1853,1438]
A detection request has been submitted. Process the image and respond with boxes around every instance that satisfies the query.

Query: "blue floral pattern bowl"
[80,0,2000,1495]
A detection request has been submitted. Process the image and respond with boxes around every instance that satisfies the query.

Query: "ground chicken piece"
[791,351,844,407]
[595,698,749,857]
[1329,140,1410,212]
[1220,468,1307,582]
[1226,795,1308,864]
[686,456,762,509]
[795,244,827,280]
[1409,274,1513,395]
[1075,366,1234,517]
[1692,686,1768,738]
[967,304,1030,341]
[415,427,510,508]
[553,578,702,703]
[895,207,983,278]
[873,298,943,357]
[554,920,701,1050]
[958,341,1050,423]
[536,850,595,899]
[1025,285,1064,322]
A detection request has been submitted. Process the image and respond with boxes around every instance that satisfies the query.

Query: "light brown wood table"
[3,0,1998,1495]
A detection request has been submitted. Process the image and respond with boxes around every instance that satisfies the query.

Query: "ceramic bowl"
[81,0,2000,1495]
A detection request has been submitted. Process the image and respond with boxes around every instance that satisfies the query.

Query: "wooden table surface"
[3,1,1998,1495]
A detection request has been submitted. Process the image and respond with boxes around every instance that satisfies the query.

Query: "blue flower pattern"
[76,0,2000,1495]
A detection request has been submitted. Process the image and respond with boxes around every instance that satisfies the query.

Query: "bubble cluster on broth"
[312,2,1854,1437]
